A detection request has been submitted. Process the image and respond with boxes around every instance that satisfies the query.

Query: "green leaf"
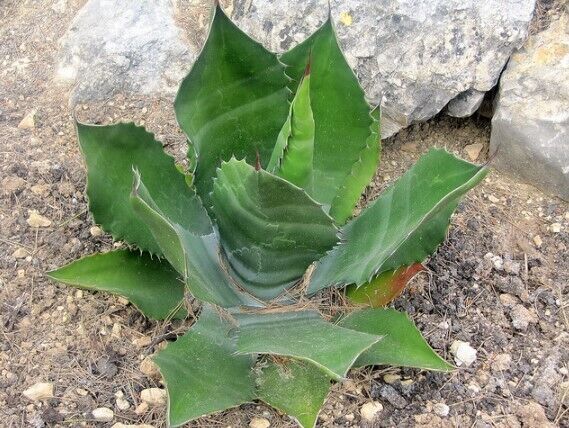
[130,171,261,308]
[338,308,453,371]
[175,5,290,209]
[329,106,381,224]
[211,158,338,300]
[268,66,315,194]
[154,305,256,427]
[256,358,331,428]
[309,149,488,294]
[281,20,377,220]
[76,122,211,254]
[346,263,425,307]
[47,250,185,320]
[235,310,380,380]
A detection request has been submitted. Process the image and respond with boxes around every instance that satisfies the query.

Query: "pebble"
[114,391,130,410]
[31,184,50,196]
[510,304,538,331]
[550,223,561,233]
[12,247,27,259]
[450,340,477,367]
[533,235,543,247]
[249,417,270,428]
[92,407,114,422]
[503,260,521,275]
[22,382,54,401]
[383,373,401,384]
[111,424,155,428]
[133,336,152,348]
[488,194,500,203]
[18,110,36,129]
[2,176,25,193]
[360,401,383,421]
[26,210,52,227]
[140,388,166,406]
[90,226,103,237]
[139,357,160,378]
[134,402,149,415]
[433,402,450,417]
[379,385,407,409]
[492,353,512,372]
[499,293,519,307]
[464,143,484,161]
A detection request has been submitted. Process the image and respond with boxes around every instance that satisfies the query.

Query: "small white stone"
[488,194,500,203]
[111,424,155,428]
[464,143,484,161]
[139,357,160,378]
[18,110,36,129]
[22,382,54,401]
[550,223,562,233]
[114,391,130,410]
[249,417,271,428]
[533,235,543,247]
[383,373,401,384]
[90,226,103,237]
[450,340,477,367]
[360,401,383,421]
[433,402,450,417]
[140,388,166,406]
[12,248,27,259]
[26,210,51,228]
[92,407,114,422]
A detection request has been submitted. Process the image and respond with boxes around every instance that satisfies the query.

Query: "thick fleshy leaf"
[338,308,453,371]
[235,310,380,380]
[211,158,338,300]
[309,149,488,294]
[281,19,376,219]
[130,171,261,308]
[346,263,425,307]
[256,358,331,428]
[175,5,290,208]
[47,250,185,320]
[329,107,381,224]
[268,66,315,194]
[76,122,211,254]
[154,305,256,427]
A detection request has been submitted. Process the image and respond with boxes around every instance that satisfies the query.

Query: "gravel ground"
[1,1,568,427]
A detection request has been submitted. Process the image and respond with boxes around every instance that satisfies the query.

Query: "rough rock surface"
[56,0,195,102]
[490,16,569,201]
[232,0,536,136]
[56,0,535,136]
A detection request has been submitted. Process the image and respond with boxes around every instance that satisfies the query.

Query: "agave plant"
[48,6,487,428]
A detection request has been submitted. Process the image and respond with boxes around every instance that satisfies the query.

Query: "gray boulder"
[56,0,199,103]
[490,16,569,201]
[57,0,536,138]
[232,0,536,136]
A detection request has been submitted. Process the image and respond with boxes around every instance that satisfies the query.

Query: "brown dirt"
[1,1,568,427]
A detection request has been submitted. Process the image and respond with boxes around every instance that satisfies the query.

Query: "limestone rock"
[490,16,569,200]
[56,0,202,102]
[232,0,536,137]
[447,89,485,118]
[450,340,477,367]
